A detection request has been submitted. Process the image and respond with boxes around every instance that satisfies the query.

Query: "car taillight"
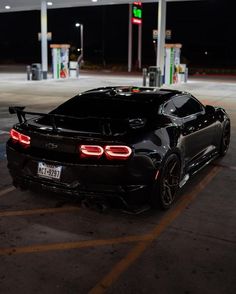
[104,145,132,160]
[78,145,132,160]
[10,129,31,147]
[10,129,20,141]
[20,134,31,146]
[79,145,104,159]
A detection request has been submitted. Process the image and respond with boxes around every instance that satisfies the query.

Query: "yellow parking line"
[0,234,152,256]
[0,186,15,197]
[89,166,222,294]
[0,206,81,218]
[213,163,236,171]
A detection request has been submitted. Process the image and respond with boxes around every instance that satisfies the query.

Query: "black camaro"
[7,86,230,209]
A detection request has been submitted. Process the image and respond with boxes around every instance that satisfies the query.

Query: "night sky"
[0,0,234,69]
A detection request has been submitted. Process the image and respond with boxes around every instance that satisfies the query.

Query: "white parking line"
[0,186,15,197]
[0,130,9,135]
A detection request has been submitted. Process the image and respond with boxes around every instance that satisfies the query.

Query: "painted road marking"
[0,165,222,293]
[0,186,15,197]
[213,163,236,171]
[0,234,152,256]
[0,130,9,135]
[89,166,221,294]
[0,206,81,218]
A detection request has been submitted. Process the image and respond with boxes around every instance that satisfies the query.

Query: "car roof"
[81,86,184,105]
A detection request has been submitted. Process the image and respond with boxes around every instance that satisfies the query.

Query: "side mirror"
[205,105,215,114]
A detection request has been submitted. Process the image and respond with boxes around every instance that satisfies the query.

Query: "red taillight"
[80,145,104,158]
[10,129,20,141]
[20,134,31,146]
[104,145,132,160]
[10,129,31,147]
[78,145,132,160]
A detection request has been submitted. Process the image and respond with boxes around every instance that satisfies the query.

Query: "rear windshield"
[51,94,154,119]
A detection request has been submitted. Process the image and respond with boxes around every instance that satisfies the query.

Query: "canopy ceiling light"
[0,0,200,13]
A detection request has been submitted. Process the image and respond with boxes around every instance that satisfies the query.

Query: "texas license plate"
[37,162,62,180]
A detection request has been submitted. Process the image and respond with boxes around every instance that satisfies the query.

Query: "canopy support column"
[138,23,142,69]
[156,0,166,83]
[128,4,133,72]
[41,0,48,79]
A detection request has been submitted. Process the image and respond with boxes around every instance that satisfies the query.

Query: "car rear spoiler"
[9,106,60,132]
[9,106,146,134]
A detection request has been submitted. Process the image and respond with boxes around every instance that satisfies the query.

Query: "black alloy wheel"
[219,121,230,156]
[151,153,181,210]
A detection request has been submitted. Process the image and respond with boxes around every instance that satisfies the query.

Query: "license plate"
[37,162,62,180]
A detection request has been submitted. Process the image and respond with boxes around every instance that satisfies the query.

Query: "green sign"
[132,2,142,25]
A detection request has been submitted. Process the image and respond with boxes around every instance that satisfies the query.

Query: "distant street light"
[75,22,84,63]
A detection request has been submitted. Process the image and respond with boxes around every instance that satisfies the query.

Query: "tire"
[150,153,181,210]
[219,120,230,157]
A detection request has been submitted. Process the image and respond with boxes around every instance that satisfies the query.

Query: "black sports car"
[6,86,230,209]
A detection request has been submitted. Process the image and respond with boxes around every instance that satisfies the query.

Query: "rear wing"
[9,106,146,135]
[9,106,60,132]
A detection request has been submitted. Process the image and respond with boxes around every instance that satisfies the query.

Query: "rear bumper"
[7,145,157,199]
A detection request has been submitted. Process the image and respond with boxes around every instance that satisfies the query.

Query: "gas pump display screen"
[132,2,142,25]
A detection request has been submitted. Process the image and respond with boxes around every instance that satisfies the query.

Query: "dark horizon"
[0,0,234,70]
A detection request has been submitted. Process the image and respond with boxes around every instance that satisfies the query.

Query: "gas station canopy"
[0,0,199,13]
